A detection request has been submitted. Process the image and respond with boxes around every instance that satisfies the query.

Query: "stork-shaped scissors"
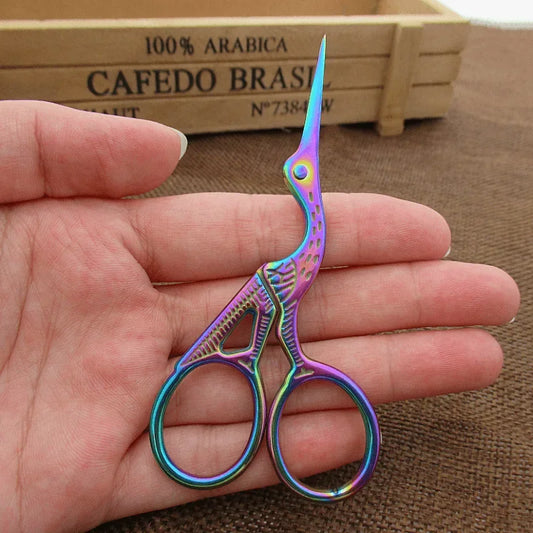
[150,37,380,502]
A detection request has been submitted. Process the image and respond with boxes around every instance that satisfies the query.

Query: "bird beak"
[298,35,326,158]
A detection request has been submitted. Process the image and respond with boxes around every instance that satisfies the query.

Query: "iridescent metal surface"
[150,37,380,502]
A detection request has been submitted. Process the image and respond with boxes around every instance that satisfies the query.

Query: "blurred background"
[440,0,533,26]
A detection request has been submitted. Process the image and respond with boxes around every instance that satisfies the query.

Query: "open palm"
[0,101,519,532]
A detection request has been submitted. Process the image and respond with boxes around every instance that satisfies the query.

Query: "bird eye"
[293,164,308,180]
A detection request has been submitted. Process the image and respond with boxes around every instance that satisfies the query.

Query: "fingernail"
[443,246,452,258]
[171,128,188,160]
[508,316,516,324]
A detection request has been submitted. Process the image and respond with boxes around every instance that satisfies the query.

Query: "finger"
[0,100,185,203]
[109,408,365,520]
[123,192,451,281]
[159,328,504,426]
[160,261,519,351]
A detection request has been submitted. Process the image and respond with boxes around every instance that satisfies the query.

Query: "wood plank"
[419,20,469,54]
[0,1,462,19]
[376,0,439,15]
[0,0,379,20]
[405,83,452,118]
[420,0,464,17]
[0,22,394,67]
[0,54,460,101]
[0,18,467,67]
[414,53,460,83]
[377,21,423,135]
[57,85,452,134]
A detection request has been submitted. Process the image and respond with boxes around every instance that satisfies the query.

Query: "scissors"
[150,37,380,502]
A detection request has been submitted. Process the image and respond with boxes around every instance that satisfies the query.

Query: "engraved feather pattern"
[181,273,275,370]
[263,260,297,303]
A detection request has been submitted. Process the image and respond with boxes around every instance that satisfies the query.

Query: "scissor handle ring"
[267,361,380,502]
[149,357,266,489]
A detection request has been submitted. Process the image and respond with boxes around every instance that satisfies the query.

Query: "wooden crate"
[0,0,469,135]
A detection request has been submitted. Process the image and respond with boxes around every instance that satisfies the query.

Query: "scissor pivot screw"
[293,164,308,180]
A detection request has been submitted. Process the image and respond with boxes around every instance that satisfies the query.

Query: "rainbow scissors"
[150,37,380,502]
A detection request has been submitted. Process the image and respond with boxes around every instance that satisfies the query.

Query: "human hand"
[0,101,519,532]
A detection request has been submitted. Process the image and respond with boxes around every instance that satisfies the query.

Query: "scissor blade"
[300,35,326,152]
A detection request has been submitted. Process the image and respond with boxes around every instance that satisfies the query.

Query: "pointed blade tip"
[318,35,326,66]
[298,36,327,149]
